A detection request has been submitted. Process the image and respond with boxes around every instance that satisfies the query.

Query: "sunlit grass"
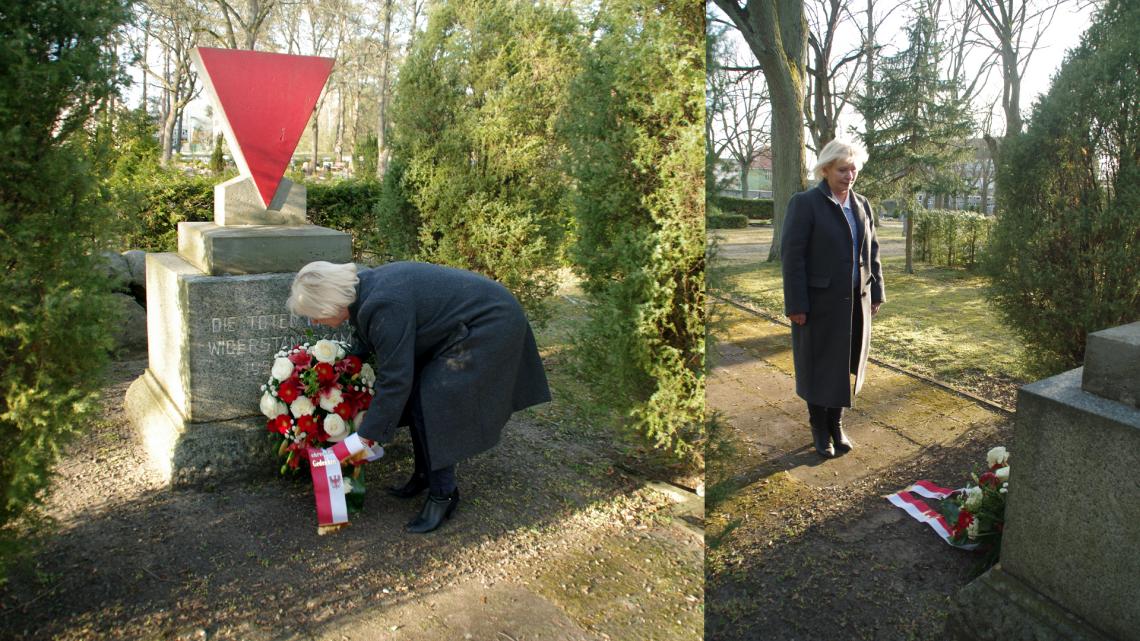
[712,227,1031,391]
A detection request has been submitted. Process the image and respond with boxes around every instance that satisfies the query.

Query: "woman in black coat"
[781,139,885,459]
[288,261,551,532]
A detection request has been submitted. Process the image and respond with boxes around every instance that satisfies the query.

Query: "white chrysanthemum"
[319,387,344,412]
[342,476,355,494]
[360,363,376,386]
[966,518,980,540]
[260,392,287,419]
[312,339,339,364]
[963,486,984,511]
[271,357,294,381]
[290,396,316,417]
[987,446,1009,468]
[324,414,348,442]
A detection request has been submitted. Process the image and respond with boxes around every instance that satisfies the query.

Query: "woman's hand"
[788,313,807,326]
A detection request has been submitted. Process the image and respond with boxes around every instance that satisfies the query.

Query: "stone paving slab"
[710,304,1007,488]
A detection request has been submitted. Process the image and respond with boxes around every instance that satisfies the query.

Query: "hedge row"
[711,195,773,221]
[910,209,993,268]
[118,174,383,259]
[707,212,749,229]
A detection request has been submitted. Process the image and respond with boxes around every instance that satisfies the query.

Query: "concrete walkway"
[708,300,1004,488]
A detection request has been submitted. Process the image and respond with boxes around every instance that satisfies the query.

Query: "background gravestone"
[947,321,1140,641]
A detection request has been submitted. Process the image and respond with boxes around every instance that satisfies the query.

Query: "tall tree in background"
[130,0,204,165]
[857,0,973,272]
[210,0,278,49]
[968,0,1068,158]
[713,66,771,198]
[986,0,1139,374]
[0,0,128,579]
[712,0,808,261]
[804,0,864,151]
[562,0,705,462]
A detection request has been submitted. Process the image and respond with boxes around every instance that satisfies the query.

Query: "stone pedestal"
[214,176,306,226]
[127,207,354,486]
[948,323,1140,641]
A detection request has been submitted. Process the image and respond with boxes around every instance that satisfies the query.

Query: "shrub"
[707,213,749,229]
[985,0,1140,374]
[711,195,773,221]
[387,0,581,325]
[561,0,705,465]
[0,0,128,580]
[910,209,993,268]
[306,180,383,259]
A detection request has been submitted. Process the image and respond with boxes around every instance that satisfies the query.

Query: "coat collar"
[816,179,869,249]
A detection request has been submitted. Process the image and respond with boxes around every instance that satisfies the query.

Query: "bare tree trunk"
[739,161,750,198]
[141,20,149,112]
[376,0,394,179]
[162,96,178,165]
[904,212,913,273]
[714,0,808,262]
[310,111,320,175]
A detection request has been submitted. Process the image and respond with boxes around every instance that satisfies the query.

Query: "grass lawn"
[711,223,1031,405]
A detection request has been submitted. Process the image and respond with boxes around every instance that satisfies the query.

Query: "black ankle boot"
[405,488,459,533]
[827,407,853,454]
[386,472,429,499]
[808,405,835,459]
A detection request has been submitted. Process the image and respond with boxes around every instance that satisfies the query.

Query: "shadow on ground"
[0,354,703,641]
[705,303,1013,641]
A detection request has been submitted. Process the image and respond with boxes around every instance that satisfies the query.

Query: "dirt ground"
[705,300,1014,641]
[0,354,703,641]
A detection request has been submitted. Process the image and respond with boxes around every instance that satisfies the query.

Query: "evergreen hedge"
[0,0,129,580]
[707,213,749,229]
[561,0,705,464]
[985,0,1140,374]
[910,209,993,268]
[711,195,773,221]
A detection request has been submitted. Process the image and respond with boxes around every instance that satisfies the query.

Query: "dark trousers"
[409,387,457,497]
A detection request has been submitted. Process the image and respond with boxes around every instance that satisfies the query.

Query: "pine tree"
[560,0,706,463]
[0,0,128,578]
[386,0,581,324]
[856,0,973,272]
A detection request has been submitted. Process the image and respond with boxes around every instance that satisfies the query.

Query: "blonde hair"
[288,261,360,319]
[812,139,869,179]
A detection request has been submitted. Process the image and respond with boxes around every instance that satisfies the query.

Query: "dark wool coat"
[781,180,885,408]
[347,262,551,469]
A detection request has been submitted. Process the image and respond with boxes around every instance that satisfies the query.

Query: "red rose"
[296,414,317,435]
[339,355,362,376]
[277,381,300,404]
[272,414,292,434]
[315,362,336,385]
[334,402,354,420]
[288,349,311,366]
[979,472,999,488]
[954,510,974,536]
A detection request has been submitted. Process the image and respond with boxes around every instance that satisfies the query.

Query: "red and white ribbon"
[307,448,348,527]
[330,432,385,463]
[885,481,979,550]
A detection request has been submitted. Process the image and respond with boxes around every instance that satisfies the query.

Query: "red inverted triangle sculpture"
[192,47,334,208]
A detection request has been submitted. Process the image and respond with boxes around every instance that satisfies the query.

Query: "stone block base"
[125,369,273,487]
[215,175,306,226]
[946,566,1116,641]
[177,222,352,276]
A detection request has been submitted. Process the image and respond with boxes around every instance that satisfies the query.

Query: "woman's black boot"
[406,488,459,534]
[827,407,853,454]
[386,472,429,499]
[808,404,835,459]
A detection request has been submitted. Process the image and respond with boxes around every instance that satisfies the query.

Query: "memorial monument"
[947,321,1140,641]
[126,48,355,486]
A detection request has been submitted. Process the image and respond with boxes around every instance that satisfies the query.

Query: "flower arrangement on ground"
[886,445,1010,573]
[940,446,1010,568]
[260,338,378,513]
